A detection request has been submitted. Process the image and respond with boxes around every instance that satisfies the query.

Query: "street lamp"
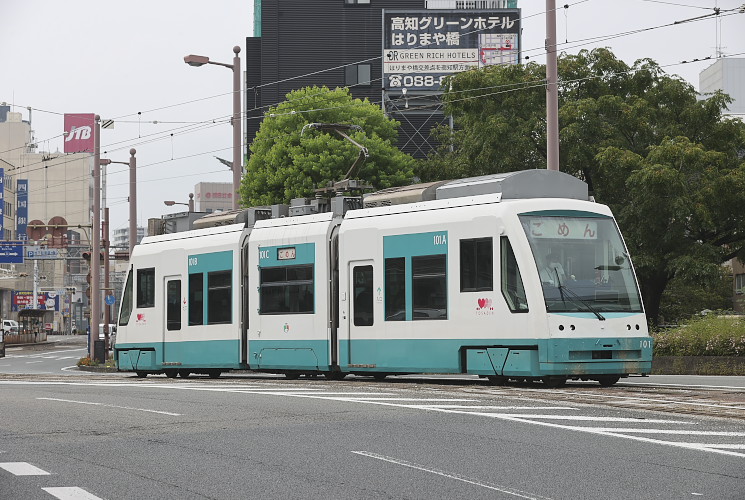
[184,46,242,210]
[164,193,195,212]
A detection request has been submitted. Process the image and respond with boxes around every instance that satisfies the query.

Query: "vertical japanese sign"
[16,179,28,241]
[383,10,521,91]
[63,113,95,153]
[0,167,4,239]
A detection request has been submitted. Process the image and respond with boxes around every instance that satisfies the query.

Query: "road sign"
[105,294,116,306]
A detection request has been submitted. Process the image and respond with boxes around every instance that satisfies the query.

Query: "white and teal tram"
[115,170,652,386]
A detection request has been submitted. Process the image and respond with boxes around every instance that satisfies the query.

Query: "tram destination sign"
[382,9,521,91]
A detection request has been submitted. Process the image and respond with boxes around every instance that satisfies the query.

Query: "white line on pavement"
[42,487,103,500]
[0,462,51,476]
[352,451,553,500]
[37,397,181,416]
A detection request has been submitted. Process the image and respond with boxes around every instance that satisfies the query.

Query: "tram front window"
[519,214,643,313]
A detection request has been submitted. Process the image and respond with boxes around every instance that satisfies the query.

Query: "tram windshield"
[519,214,643,314]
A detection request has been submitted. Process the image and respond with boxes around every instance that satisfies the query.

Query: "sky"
[0,1,743,233]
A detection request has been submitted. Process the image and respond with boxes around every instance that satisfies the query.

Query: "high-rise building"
[699,58,745,117]
[247,0,520,159]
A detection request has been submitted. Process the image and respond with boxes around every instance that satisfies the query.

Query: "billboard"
[383,10,521,91]
[12,291,61,312]
[63,113,95,153]
[16,179,28,241]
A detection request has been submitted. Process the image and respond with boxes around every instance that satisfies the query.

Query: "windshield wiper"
[555,269,606,321]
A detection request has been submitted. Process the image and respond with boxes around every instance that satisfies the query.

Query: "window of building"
[412,254,447,320]
[385,257,406,321]
[189,273,204,325]
[460,237,493,292]
[353,265,374,326]
[136,268,155,308]
[345,0,371,5]
[207,270,232,324]
[345,64,371,86]
[500,237,528,312]
[260,265,314,314]
[166,279,181,331]
[736,274,745,294]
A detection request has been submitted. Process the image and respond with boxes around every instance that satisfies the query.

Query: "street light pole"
[232,46,241,210]
[184,46,242,210]
[129,148,137,257]
[91,115,101,360]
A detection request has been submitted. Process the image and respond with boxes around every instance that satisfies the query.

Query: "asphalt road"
[1,337,743,499]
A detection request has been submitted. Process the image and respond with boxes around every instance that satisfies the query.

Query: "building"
[700,58,745,116]
[0,106,92,333]
[699,58,745,312]
[194,182,233,213]
[112,226,145,253]
[247,0,520,159]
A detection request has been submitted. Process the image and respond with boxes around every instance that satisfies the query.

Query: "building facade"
[247,0,520,159]
[0,106,92,334]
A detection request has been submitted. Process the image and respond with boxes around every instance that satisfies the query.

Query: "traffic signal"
[82,251,104,263]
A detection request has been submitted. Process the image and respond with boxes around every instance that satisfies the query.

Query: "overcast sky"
[1,1,743,232]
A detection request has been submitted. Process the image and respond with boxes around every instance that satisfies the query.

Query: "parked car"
[0,329,5,357]
[1,319,19,336]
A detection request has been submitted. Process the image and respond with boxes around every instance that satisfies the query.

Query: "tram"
[115,170,652,386]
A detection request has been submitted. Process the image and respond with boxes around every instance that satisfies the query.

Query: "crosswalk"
[0,461,102,499]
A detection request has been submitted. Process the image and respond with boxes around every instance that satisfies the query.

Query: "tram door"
[162,275,183,364]
[347,261,375,366]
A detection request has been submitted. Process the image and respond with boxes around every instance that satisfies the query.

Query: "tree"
[241,86,415,206]
[419,48,745,325]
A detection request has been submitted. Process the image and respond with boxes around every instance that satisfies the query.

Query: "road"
[0,337,743,499]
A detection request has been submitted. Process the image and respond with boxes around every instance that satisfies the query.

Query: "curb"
[652,356,745,376]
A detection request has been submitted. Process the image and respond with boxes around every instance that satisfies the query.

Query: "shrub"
[76,356,100,367]
[652,314,745,356]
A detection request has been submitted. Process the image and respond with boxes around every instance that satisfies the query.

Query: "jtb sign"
[63,113,95,153]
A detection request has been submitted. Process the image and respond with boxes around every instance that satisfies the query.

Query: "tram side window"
[353,265,374,327]
[136,268,155,308]
[166,279,181,331]
[500,237,528,313]
[412,254,447,320]
[119,270,133,326]
[208,270,232,324]
[189,273,204,326]
[385,257,406,321]
[460,238,493,292]
[260,265,314,314]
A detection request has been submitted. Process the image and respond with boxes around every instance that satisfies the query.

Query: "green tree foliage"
[420,48,745,325]
[242,86,415,206]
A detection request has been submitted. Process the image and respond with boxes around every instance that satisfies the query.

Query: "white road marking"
[483,414,694,423]
[413,405,578,410]
[698,444,745,449]
[0,462,51,476]
[334,397,477,402]
[352,451,553,500]
[25,361,44,364]
[37,397,181,416]
[576,428,745,436]
[42,487,103,500]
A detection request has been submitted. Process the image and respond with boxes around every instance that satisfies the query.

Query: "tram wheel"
[165,370,178,379]
[542,376,567,388]
[373,374,387,381]
[208,370,221,379]
[596,375,621,387]
[284,372,301,380]
[324,371,347,381]
[136,371,148,378]
[179,371,191,378]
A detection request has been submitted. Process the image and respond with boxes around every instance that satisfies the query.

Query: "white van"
[99,323,117,348]
[1,319,18,336]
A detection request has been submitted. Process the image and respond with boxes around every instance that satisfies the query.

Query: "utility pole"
[91,115,101,360]
[129,148,137,257]
[103,207,110,357]
[545,0,560,171]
